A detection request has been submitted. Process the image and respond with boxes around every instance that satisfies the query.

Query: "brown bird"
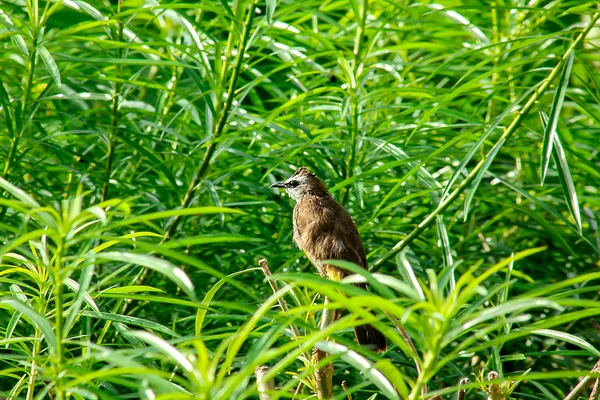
[271,166,387,352]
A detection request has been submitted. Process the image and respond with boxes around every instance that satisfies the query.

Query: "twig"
[259,259,310,363]
[384,311,425,395]
[590,378,600,400]
[255,366,276,400]
[564,360,600,400]
[590,318,600,334]
[313,296,335,399]
[313,347,333,399]
[294,381,304,397]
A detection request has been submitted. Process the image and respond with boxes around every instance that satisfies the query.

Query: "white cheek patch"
[286,188,302,202]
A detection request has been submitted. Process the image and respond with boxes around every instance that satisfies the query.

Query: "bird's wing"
[295,197,368,275]
[332,203,368,270]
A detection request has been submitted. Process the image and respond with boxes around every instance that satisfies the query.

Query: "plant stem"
[314,296,335,399]
[161,0,257,242]
[255,366,276,400]
[372,9,600,270]
[343,103,359,205]
[259,259,310,361]
[3,40,37,178]
[313,347,333,399]
[384,311,425,394]
[53,252,65,400]
[343,0,368,205]
[564,360,600,400]
[102,0,124,202]
[26,326,41,400]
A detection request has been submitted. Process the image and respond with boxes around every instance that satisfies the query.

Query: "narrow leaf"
[533,329,600,357]
[0,298,57,355]
[195,268,258,336]
[110,206,243,229]
[0,177,40,207]
[541,51,574,184]
[126,331,198,377]
[441,84,538,200]
[81,311,178,337]
[553,135,582,232]
[64,263,100,336]
[0,76,14,138]
[464,137,506,220]
[396,250,425,300]
[96,252,195,300]
[219,0,237,21]
[435,215,454,290]
[539,111,582,232]
[38,45,62,87]
[316,341,401,400]
[266,0,277,24]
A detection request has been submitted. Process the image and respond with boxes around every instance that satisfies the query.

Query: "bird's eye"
[286,180,299,188]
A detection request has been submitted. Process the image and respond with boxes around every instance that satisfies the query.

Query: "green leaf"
[101,286,165,294]
[266,0,276,24]
[441,85,538,201]
[110,207,244,229]
[316,341,401,400]
[463,136,505,220]
[461,298,562,331]
[435,215,454,289]
[541,51,574,184]
[126,331,198,379]
[0,177,40,207]
[96,252,196,300]
[195,268,259,336]
[0,298,57,355]
[322,259,395,299]
[38,45,62,87]
[533,329,600,357]
[64,263,100,337]
[219,0,237,22]
[161,234,262,249]
[81,311,179,337]
[539,111,582,232]
[0,76,14,138]
[396,251,425,301]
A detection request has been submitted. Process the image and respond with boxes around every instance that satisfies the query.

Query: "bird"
[271,166,387,352]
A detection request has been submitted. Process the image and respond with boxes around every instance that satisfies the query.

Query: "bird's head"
[270,166,329,202]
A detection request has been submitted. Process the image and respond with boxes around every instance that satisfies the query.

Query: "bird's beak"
[270,181,286,188]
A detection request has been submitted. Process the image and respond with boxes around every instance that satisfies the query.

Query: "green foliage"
[0,0,599,398]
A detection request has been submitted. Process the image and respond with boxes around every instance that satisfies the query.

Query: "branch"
[255,366,276,400]
[313,296,335,399]
[564,360,600,400]
[384,311,425,395]
[259,259,310,361]
[162,0,258,241]
[372,8,600,270]
[313,346,334,399]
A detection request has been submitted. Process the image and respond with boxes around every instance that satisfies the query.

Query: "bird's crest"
[293,166,315,178]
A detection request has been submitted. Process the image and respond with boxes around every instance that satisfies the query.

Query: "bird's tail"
[354,323,387,353]
[352,282,387,353]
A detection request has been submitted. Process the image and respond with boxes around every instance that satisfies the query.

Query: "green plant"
[1,0,600,398]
